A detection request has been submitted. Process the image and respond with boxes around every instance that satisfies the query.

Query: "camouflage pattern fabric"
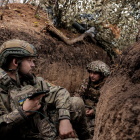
[46,97,90,140]
[40,0,56,21]
[86,60,110,77]
[0,75,90,140]
[74,77,107,107]
[73,76,107,136]
[86,115,95,136]
[53,0,139,60]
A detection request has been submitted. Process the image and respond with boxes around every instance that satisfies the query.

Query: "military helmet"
[86,60,110,77]
[0,39,37,67]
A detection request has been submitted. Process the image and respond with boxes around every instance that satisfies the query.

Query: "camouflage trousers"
[37,97,91,140]
[86,116,95,137]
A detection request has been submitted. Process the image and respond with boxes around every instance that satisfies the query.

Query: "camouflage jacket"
[74,77,107,108]
[0,74,70,139]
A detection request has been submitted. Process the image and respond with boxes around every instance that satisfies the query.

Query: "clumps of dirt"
[0,3,47,32]
[93,40,140,140]
[0,3,81,38]
[0,3,111,93]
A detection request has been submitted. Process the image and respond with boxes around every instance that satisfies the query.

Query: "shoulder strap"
[0,84,8,91]
[87,77,91,91]
[0,68,11,91]
[36,77,48,90]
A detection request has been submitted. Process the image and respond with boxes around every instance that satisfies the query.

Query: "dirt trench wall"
[0,28,110,93]
[93,41,140,140]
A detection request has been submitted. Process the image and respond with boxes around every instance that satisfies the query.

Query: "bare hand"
[59,119,76,139]
[86,109,94,117]
[23,94,45,116]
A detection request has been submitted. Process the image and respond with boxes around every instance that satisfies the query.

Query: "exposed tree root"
[43,21,97,45]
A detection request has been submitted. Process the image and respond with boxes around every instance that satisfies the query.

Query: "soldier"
[0,39,92,140]
[73,60,110,136]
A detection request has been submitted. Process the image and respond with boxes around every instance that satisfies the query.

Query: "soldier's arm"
[0,94,26,137]
[45,85,76,138]
[73,79,87,99]
[86,88,100,114]
[45,86,71,120]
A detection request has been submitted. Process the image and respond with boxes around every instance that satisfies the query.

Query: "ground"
[1,3,140,140]
[93,40,140,140]
[0,3,111,94]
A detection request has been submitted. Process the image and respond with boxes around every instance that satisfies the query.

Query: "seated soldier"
[73,60,110,136]
[0,39,92,140]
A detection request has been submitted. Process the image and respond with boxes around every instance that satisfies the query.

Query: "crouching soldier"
[74,60,110,136]
[0,39,92,140]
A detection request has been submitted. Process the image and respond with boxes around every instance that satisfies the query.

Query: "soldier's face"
[89,71,102,83]
[19,57,35,76]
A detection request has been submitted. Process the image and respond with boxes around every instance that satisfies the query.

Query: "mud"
[0,3,111,93]
[93,40,140,140]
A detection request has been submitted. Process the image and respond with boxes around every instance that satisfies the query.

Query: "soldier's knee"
[69,97,85,121]
[70,97,85,110]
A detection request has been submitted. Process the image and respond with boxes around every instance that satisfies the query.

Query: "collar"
[90,77,107,89]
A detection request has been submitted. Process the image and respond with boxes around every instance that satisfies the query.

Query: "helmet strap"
[4,68,16,72]
[87,77,91,91]
[15,59,22,88]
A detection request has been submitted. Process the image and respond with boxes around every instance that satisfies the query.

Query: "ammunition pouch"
[84,87,100,104]
[84,93,98,103]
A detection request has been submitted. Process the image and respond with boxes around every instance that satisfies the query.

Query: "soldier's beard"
[19,71,34,81]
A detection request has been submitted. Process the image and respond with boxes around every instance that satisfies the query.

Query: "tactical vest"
[0,68,57,139]
[0,68,47,109]
[83,77,107,107]
[84,87,100,107]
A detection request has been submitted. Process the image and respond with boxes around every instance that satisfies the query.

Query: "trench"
[0,27,111,93]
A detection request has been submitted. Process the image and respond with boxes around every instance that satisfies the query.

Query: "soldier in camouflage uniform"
[74,60,110,136]
[0,39,92,140]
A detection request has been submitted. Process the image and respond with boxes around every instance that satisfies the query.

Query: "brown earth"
[93,40,140,140]
[2,3,140,140]
[0,3,111,94]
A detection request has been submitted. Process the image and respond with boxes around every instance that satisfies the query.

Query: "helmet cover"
[86,60,110,76]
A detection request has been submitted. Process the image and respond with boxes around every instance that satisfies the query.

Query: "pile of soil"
[93,40,140,140]
[0,3,111,93]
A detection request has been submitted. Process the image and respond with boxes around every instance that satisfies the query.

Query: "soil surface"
[93,40,140,140]
[2,3,140,140]
[0,3,111,93]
